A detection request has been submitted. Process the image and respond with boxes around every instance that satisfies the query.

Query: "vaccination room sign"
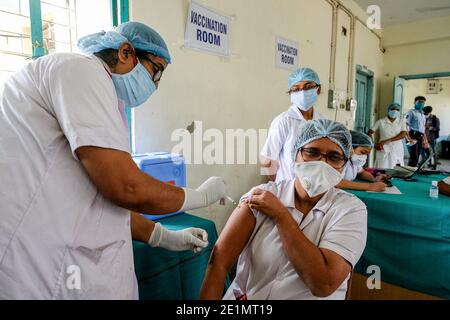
[275,36,299,71]
[185,1,231,57]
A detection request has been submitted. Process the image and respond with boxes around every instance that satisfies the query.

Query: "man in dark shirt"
[422,106,440,170]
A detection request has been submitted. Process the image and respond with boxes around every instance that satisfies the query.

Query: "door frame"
[355,65,375,133]
[393,71,450,114]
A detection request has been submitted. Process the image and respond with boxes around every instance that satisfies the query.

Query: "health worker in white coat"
[261,68,325,183]
[0,22,227,300]
[368,103,408,169]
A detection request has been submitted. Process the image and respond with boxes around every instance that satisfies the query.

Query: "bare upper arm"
[212,203,257,272]
[319,248,352,286]
[75,146,154,208]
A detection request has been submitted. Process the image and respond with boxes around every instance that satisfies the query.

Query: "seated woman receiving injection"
[200,119,367,300]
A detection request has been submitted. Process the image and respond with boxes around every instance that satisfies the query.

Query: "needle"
[226,196,237,206]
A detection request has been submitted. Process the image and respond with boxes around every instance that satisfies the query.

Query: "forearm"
[381,131,407,144]
[199,251,229,300]
[120,173,185,215]
[357,171,376,182]
[337,179,371,191]
[130,211,155,243]
[261,159,278,182]
[275,213,336,296]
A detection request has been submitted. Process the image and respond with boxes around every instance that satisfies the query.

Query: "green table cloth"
[133,213,221,300]
[349,174,450,299]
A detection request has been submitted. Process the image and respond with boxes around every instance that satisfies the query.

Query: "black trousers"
[408,131,424,167]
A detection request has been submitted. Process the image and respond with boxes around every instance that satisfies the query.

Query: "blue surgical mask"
[112,61,156,108]
[291,89,318,111]
[388,110,400,119]
[415,101,425,112]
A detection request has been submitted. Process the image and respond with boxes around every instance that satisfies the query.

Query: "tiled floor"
[437,159,450,173]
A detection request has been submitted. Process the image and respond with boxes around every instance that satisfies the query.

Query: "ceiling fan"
[416,6,450,13]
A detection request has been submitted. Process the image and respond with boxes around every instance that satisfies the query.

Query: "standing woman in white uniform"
[368,103,408,169]
[200,120,367,300]
[261,68,325,182]
[0,22,227,300]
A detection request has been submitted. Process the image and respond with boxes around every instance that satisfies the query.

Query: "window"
[0,0,32,85]
[0,0,132,141]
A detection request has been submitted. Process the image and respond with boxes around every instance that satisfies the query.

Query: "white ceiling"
[353,0,450,27]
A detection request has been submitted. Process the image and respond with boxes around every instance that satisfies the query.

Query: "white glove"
[148,223,209,253]
[179,176,227,212]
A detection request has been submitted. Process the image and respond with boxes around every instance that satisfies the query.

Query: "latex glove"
[148,223,209,253]
[180,177,227,211]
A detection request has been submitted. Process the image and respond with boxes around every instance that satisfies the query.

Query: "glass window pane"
[41,2,70,26]
[41,0,71,8]
[0,11,31,36]
[0,0,20,14]
[20,0,30,17]
[0,5,31,89]
[42,0,112,54]
[74,0,112,38]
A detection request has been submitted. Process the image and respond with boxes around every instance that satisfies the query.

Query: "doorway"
[355,65,374,134]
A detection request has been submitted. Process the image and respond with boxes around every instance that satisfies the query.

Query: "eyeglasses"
[288,83,320,94]
[299,148,348,169]
[141,55,165,83]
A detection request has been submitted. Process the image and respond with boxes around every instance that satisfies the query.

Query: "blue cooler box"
[132,152,186,220]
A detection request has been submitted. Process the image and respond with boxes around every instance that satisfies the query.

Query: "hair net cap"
[288,68,321,90]
[77,21,171,64]
[116,22,171,63]
[77,31,128,55]
[350,130,374,148]
[388,102,401,112]
[294,119,352,159]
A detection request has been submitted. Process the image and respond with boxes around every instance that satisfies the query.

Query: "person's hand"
[245,188,289,221]
[197,176,227,206]
[148,223,209,253]
[367,182,387,192]
[375,174,387,182]
[375,142,385,151]
[423,141,430,149]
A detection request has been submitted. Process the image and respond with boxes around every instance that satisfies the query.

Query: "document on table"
[367,186,402,194]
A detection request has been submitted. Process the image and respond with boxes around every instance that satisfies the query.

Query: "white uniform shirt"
[343,160,364,181]
[0,53,138,299]
[224,180,367,300]
[261,106,324,182]
[371,117,407,169]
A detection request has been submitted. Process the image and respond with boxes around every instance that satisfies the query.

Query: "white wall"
[381,15,450,116]
[404,78,450,137]
[129,0,383,231]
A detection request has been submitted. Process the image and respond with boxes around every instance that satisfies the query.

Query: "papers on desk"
[367,186,402,195]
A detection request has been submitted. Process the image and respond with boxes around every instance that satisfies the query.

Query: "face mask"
[295,161,343,198]
[291,89,318,111]
[415,102,425,112]
[352,154,368,168]
[388,110,400,119]
[112,61,156,108]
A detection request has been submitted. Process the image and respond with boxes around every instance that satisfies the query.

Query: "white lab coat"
[223,180,367,300]
[0,53,138,299]
[261,106,324,182]
[371,117,407,169]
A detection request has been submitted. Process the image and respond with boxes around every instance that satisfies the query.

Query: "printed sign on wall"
[185,1,230,57]
[276,36,299,71]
